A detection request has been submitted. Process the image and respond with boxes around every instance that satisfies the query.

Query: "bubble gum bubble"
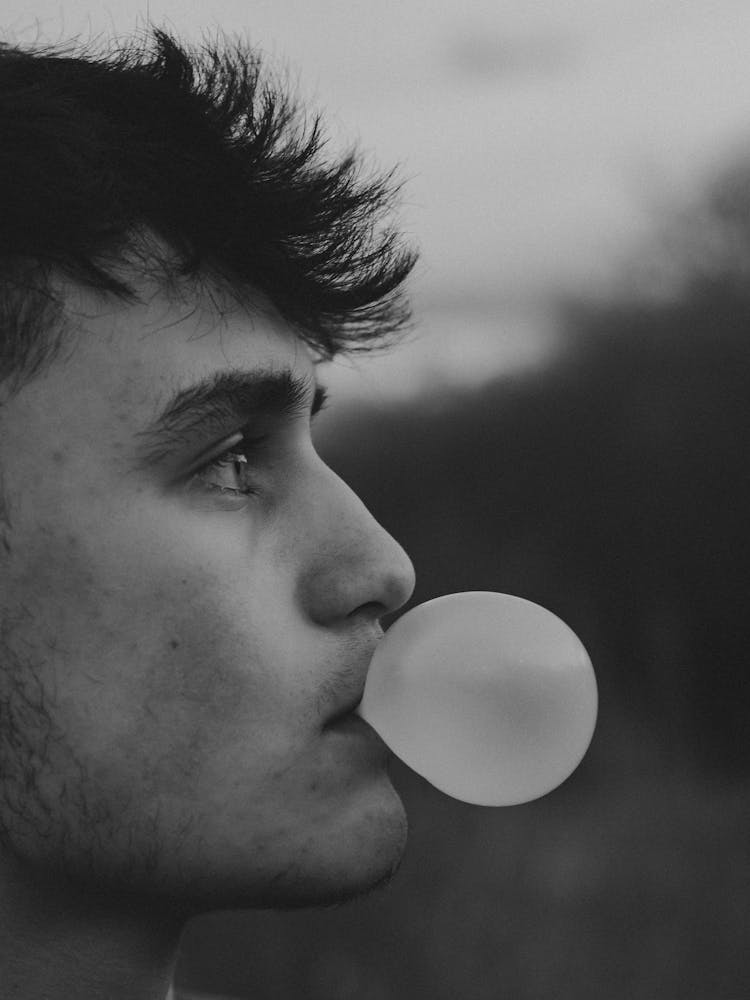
[357,592,598,806]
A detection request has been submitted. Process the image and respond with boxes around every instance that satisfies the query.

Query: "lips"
[324,694,363,727]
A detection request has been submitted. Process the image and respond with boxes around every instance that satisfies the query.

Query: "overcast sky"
[4,1,750,395]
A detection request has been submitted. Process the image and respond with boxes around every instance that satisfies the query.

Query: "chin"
[169,785,409,914]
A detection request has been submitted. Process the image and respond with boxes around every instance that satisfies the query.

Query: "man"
[0,25,417,999]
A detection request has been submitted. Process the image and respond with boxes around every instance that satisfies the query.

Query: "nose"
[297,463,416,627]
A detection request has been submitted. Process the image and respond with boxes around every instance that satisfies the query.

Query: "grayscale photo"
[0,3,747,999]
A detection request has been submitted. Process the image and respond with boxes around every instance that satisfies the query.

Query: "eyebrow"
[135,367,328,469]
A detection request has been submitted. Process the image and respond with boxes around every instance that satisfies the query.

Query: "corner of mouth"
[325,696,363,728]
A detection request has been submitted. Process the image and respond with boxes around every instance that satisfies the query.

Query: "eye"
[187,434,267,499]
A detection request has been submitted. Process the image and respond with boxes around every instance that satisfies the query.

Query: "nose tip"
[342,534,416,625]
[303,533,415,627]
[381,544,416,616]
[299,460,417,627]
[301,497,416,627]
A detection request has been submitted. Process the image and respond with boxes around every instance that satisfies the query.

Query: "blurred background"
[3,2,750,997]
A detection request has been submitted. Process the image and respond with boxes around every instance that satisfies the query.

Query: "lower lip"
[326,712,390,752]
[327,711,369,733]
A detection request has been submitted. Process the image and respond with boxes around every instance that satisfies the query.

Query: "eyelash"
[189,434,267,498]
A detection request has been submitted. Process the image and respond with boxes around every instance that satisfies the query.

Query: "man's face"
[0,280,415,909]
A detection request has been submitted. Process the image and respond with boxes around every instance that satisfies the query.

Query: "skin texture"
[0,276,415,998]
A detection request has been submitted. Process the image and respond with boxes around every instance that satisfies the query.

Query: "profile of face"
[0,278,415,912]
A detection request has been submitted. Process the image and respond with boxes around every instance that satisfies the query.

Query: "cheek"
[138,591,264,761]
[102,582,320,807]
[7,525,251,758]
[6,502,316,795]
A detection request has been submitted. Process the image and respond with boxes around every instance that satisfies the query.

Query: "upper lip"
[323,629,382,725]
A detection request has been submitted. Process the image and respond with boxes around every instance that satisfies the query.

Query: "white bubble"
[357,592,598,806]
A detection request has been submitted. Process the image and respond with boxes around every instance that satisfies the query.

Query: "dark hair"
[0,24,419,392]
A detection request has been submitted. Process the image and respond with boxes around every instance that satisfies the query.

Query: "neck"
[0,854,184,1000]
